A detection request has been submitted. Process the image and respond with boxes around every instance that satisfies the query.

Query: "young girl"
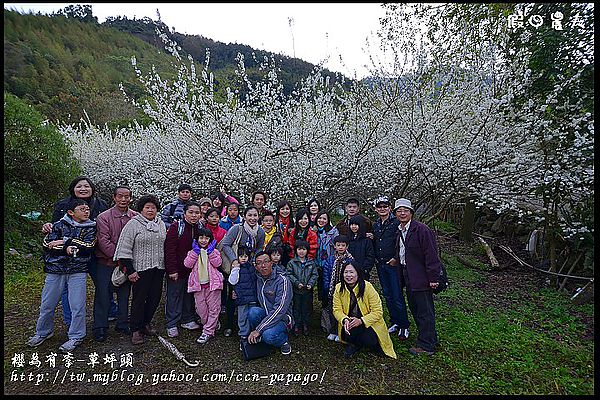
[219,202,243,231]
[184,228,223,344]
[286,240,319,336]
[212,187,240,218]
[228,246,257,340]
[204,207,227,244]
[314,210,339,308]
[306,198,322,230]
[288,208,318,260]
[268,245,285,274]
[348,215,375,281]
[275,200,294,266]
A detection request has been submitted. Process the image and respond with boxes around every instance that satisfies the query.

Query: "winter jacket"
[184,248,223,292]
[43,214,97,274]
[95,207,138,267]
[229,262,258,306]
[219,215,243,231]
[220,223,265,260]
[286,257,319,294]
[113,214,167,274]
[206,223,227,244]
[396,220,443,291]
[160,197,188,231]
[315,226,339,268]
[254,268,293,334]
[373,215,400,265]
[348,236,375,274]
[288,227,318,259]
[164,219,202,276]
[333,281,397,359]
[51,196,108,224]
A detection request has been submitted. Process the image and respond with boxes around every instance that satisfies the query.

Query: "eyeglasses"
[255,260,272,266]
[375,205,390,208]
[74,207,90,212]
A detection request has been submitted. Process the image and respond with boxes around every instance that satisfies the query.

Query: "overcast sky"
[4,3,388,79]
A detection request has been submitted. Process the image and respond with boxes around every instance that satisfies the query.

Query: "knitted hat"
[198,197,212,206]
[178,183,192,192]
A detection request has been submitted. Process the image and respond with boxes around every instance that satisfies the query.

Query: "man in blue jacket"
[391,198,442,356]
[247,251,294,355]
[372,195,411,340]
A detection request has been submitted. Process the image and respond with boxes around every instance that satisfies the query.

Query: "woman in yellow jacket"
[333,261,397,358]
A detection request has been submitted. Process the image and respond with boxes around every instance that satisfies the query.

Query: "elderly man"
[247,251,294,355]
[160,183,193,231]
[391,198,442,356]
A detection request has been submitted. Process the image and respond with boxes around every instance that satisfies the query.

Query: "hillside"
[3,9,346,127]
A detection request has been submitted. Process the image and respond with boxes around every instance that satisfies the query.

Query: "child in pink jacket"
[184,228,223,344]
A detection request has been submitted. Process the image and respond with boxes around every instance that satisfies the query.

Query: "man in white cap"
[372,195,411,340]
[391,198,442,356]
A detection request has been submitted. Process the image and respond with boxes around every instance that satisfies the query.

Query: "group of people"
[27,177,444,359]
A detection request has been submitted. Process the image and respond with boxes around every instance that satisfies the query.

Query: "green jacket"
[286,257,319,293]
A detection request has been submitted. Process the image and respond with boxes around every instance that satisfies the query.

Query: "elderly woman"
[332,262,397,359]
[114,194,167,345]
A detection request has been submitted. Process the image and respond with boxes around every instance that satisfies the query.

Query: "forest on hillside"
[4,5,342,126]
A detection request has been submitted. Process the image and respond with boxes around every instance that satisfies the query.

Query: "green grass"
[3,242,594,395]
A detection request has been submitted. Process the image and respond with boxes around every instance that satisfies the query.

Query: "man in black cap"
[372,195,411,340]
[160,183,193,231]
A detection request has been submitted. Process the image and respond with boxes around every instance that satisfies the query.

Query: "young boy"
[261,210,279,249]
[28,199,97,352]
[286,240,319,336]
[322,235,353,341]
[228,246,257,341]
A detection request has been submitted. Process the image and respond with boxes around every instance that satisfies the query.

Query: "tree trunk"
[459,198,476,242]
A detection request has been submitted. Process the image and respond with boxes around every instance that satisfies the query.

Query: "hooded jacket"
[164,219,202,276]
[52,196,108,223]
[43,214,97,274]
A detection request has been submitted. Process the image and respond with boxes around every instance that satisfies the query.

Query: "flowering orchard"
[61,4,593,269]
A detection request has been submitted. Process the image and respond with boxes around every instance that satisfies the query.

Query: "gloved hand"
[207,239,217,254]
[191,239,201,255]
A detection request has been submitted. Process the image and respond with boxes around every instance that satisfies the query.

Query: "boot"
[131,331,145,345]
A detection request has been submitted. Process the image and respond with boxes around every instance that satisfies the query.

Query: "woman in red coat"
[288,208,318,260]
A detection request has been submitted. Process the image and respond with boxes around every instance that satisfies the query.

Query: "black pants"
[401,267,438,352]
[220,271,236,330]
[292,291,313,327]
[130,268,165,332]
[342,323,380,351]
[93,263,131,332]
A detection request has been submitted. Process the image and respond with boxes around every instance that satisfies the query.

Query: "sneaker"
[326,333,337,341]
[388,324,399,334]
[409,347,434,356]
[59,338,83,353]
[334,335,341,342]
[27,333,54,347]
[398,328,410,340]
[108,316,118,322]
[196,333,211,344]
[223,328,233,337]
[280,342,292,355]
[167,327,179,338]
[180,321,201,330]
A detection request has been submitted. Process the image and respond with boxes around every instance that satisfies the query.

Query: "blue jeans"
[248,307,288,348]
[36,273,87,340]
[376,263,410,329]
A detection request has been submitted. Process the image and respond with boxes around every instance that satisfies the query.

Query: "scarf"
[196,248,210,285]
[243,221,259,251]
[317,227,328,264]
[348,285,362,318]
[134,214,160,232]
